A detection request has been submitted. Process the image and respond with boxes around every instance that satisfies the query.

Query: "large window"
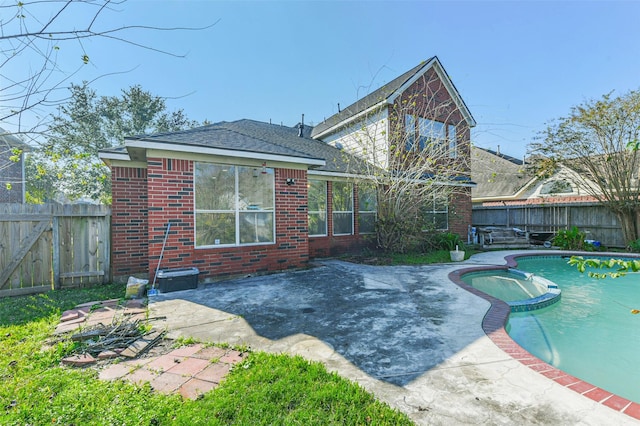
[405,114,416,151]
[332,181,353,235]
[418,117,445,151]
[358,183,377,234]
[308,179,327,236]
[195,162,274,247]
[405,114,456,156]
[423,195,448,230]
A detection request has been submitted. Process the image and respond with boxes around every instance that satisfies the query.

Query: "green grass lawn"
[0,284,413,425]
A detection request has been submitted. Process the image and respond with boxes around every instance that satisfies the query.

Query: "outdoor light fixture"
[286,178,296,186]
[261,162,267,174]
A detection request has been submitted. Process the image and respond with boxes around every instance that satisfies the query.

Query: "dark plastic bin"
[156,267,199,293]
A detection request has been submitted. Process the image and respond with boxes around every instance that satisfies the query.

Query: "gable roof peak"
[311,57,475,139]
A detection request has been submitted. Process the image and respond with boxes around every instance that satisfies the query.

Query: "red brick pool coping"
[448,253,640,422]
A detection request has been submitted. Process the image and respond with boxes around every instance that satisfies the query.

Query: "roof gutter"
[125,139,326,167]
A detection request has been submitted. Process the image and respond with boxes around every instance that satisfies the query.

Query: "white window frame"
[405,114,416,151]
[308,179,328,237]
[194,162,275,248]
[406,115,456,157]
[424,194,449,231]
[332,181,354,236]
[357,183,377,235]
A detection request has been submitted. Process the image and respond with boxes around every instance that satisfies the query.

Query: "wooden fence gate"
[0,203,111,297]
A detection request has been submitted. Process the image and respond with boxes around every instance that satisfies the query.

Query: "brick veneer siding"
[391,67,471,175]
[449,188,472,238]
[111,166,149,280]
[145,159,309,283]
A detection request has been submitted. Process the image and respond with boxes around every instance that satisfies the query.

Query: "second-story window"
[418,117,445,152]
[405,114,416,151]
[405,114,456,157]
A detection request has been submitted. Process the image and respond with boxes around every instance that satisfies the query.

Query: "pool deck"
[149,250,640,425]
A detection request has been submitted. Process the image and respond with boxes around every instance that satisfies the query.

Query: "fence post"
[52,215,60,290]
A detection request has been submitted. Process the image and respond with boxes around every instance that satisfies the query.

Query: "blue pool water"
[462,270,547,302]
[507,256,640,403]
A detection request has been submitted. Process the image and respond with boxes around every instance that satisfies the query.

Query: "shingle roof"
[0,127,31,151]
[311,60,433,138]
[471,147,535,199]
[310,56,475,139]
[121,119,370,175]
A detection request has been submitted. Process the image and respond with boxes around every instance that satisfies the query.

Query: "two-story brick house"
[100,57,475,283]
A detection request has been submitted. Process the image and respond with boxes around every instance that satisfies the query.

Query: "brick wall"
[146,158,195,281]
[449,188,472,239]
[392,67,471,175]
[144,160,310,283]
[111,166,148,280]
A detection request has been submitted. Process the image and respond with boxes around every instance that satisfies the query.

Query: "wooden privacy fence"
[0,204,111,297]
[472,202,625,248]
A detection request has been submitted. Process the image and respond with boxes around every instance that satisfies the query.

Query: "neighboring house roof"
[0,127,31,152]
[100,119,371,176]
[471,147,536,201]
[472,147,606,204]
[311,56,476,140]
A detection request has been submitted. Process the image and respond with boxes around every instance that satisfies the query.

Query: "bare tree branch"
[1,0,215,143]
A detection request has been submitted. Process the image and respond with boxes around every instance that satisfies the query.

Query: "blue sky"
[11,0,640,159]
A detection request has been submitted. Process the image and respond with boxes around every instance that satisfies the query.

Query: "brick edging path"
[55,299,245,400]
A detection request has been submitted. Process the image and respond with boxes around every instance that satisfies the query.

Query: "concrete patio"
[148,251,639,425]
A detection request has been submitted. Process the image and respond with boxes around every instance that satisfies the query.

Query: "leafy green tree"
[530,90,640,243]
[28,83,198,203]
[569,256,640,279]
[0,0,213,200]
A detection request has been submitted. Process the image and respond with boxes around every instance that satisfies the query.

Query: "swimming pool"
[506,256,640,404]
[462,269,561,312]
[463,270,545,302]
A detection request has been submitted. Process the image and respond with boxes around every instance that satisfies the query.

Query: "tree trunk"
[616,209,640,245]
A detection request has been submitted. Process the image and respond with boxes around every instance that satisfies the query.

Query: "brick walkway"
[55,299,245,400]
[98,343,244,399]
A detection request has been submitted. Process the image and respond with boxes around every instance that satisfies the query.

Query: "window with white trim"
[195,162,275,247]
[405,114,416,151]
[358,183,377,234]
[405,114,456,157]
[418,117,445,151]
[423,195,448,230]
[332,181,353,235]
[308,179,327,236]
